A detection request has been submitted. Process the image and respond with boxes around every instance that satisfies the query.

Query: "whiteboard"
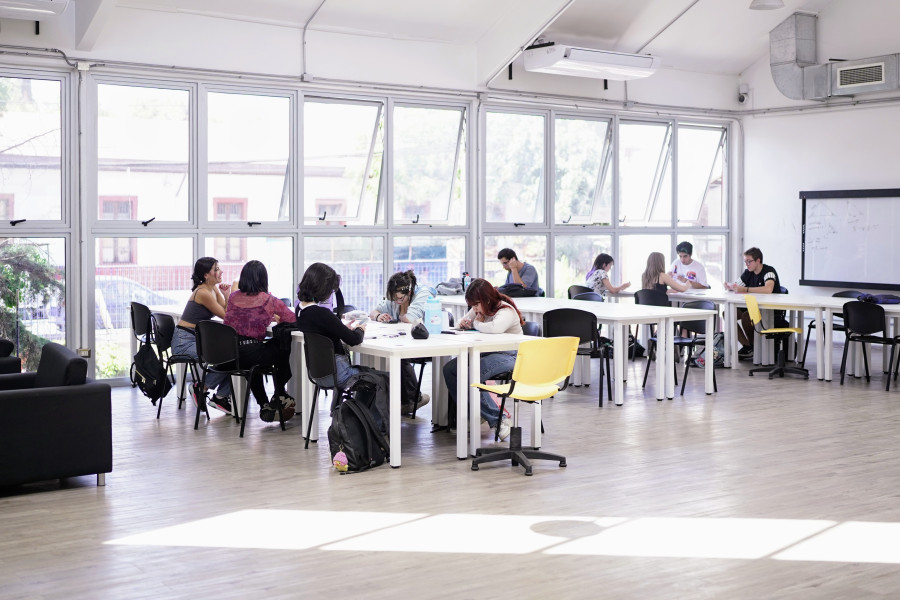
[801,189,900,291]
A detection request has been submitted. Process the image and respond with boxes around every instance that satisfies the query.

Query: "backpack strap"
[345,399,390,464]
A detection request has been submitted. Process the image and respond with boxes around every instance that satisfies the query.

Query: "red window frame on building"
[99,196,137,264]
[213,197,248,262]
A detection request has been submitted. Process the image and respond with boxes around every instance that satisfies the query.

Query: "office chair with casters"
[744,295,808,379]
[471,336,579,476]
[195,320,286,436]
[542,308,611,407]
[408,309,454,419]
[800,290,862,368]
[302,331,358,449]
[567,284,592,299]
[151,311,202,418]
[839,301,900,391]
[674,301,718,396]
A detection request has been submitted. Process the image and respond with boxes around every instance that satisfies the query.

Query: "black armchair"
[0,338,21,374]
[0,343,112,487]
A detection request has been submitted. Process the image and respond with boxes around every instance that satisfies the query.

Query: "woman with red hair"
[442,278,523,440]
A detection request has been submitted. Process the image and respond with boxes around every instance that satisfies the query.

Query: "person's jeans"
[443,351,517,428]
[171,327,232,398]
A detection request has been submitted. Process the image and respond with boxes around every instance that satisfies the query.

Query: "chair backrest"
[634,289,670,307]
[196,320,240,369]
[303,331,339,389]
[677,300,715,335]
[542,308,598,346]
[510,337,579,390]
[522,320,541,336]
[779,286,789,294]
[567,284,592,299]
[334,304,357,318]
[151,312,176,353]
[573,291,604,302]
[0,338,13,357]
[743,295,765,331]
[130,301,152,340]
[842,300,886,336]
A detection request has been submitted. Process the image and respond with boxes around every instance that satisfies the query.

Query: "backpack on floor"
[327,394,390,473]
[130,337,172,405]
[690,332,725,368]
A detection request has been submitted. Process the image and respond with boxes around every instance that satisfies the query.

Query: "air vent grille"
[837,63,884,88]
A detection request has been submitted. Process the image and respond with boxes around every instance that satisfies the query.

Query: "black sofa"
[0,342,112,487]
[0,339,20,374]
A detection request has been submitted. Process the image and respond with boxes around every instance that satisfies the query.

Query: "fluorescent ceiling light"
[524,44,660,81]
[749,0,785,9]
[0,0,69,19]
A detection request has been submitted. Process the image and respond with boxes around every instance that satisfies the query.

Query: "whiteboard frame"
[800,188,900,291]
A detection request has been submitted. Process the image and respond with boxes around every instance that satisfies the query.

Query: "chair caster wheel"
[471,464,479,471]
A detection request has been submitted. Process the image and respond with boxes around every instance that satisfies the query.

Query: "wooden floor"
[4,345,900,599]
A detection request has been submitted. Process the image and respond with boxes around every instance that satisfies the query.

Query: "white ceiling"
[113,0,839,78]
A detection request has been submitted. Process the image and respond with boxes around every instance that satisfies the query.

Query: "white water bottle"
[424,296,443,335]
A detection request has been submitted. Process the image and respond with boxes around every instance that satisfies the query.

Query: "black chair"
[522,320,541,336]
[573,291,604,302]
[675,301,718,396]
[800,290,862,368]
[542,308,611,407]
[195,320,285,437]
[303,331,371,449]
[634,289,680,393]
[408,309,454,419]
[567,284,592,299]
[840,301,900,391]
[151,312,202,419]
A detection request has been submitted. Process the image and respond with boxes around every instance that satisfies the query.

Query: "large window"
[0,237,65,371]
[93,237,192,378]
[97,84,190,222]
[554,115,612,226]
[485,111,545,224]
[0,76,62,221]
[303,99,385,226]
[393,105,467,226]
[207,91,291,223]
[619,121,673,228]
[619,234,673,291]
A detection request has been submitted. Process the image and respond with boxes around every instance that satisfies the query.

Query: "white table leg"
[824,308,834,381]
[455,349,468,459]
[468,348,480,456]
[613,323,625,406]
[726,302,737,368]
[532,401,541,448]
[814,307,824,380]
[389,354,402,467]
[663,317,674,399]
[705,315,715,394]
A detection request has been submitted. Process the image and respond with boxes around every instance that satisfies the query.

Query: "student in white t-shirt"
[668,241,709,289]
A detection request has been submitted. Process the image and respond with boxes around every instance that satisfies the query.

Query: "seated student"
[668,241,710,289]
[224,260,297,423]
[497,247,542,294]
[641,251,689,294]
[295,262,369,390]
[369,270,432,413]
[585,253,631,297]
[172,256,234,413]
[724,246,786,358]
[442,279,523,441]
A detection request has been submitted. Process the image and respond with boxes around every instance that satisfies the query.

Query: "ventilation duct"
[770,13,900,101]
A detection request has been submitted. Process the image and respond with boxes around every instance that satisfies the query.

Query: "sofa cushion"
[34,343,87,388]
[0,339,13,357]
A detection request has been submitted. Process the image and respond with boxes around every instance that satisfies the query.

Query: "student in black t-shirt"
[724,247,786,358]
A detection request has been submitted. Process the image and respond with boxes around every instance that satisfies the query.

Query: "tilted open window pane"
[0,77,62,220]
[619,121,673,227]
[303,100,385,226]
[97,84,190,222]
[304,236,384,310]
[0,237,66,370]
[554,116,612,226]
[677,125,726,228]
[393,106,466,226]
[207,92,291,223]
[485,112,545,223]
[392,236,466,292]
[94,237,192,378]
[553,235,614,299]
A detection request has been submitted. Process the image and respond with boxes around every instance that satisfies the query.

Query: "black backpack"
[327,392,390,473]
[130,315,172,404]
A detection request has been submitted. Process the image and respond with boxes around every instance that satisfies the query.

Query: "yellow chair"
[744,295,808,379]
[471,336,579,476]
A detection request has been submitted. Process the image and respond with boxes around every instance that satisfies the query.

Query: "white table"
[440,296,715,405]
[290,324,529,467]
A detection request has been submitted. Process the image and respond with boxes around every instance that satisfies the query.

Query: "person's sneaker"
[209,395,232,414]
[272,397,295,421]
[258,402,277,423]
[498,417,511,441]
[275,394,296,420]
[401,393,430,415]
[738,345,754,359]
